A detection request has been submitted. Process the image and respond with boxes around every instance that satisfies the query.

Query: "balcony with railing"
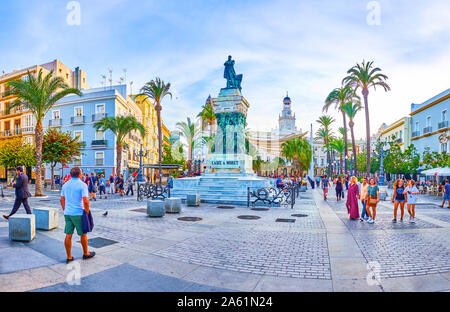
[396,138,403,144]
[71,115,85,124]
[412,131,420,138]
[92,140,107,147]
[49,119,62,127]
[92,113,107,122]
[438,120,448,129]
[0,106,23,116]
[0,90,12,98]
[423,126,432,134]
[0,128,21,138]
[21,127,34,134]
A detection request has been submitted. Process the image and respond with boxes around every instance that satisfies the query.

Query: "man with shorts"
[441,179,450,208]
[60,167,95,263]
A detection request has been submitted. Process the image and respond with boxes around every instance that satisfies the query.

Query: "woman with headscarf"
[346,176,360,220]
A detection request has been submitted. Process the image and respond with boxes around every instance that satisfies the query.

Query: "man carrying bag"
[60,167,95,264]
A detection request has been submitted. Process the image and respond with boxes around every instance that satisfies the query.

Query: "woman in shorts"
[404,180,419,223]
[392,179,406,223]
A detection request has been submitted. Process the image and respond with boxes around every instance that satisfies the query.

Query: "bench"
[33,207,59,230]
[147,200,166,217]
[9,214,35,242]
[186,194,200,206]
[164,198,182,213]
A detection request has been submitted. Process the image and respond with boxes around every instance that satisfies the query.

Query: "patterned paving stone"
[155,227,331,279]
[353,231,450,278]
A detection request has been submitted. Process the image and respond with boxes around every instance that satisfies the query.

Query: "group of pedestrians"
[316,174,450,224]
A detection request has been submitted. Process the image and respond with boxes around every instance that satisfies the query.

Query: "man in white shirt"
[60,167,95,264]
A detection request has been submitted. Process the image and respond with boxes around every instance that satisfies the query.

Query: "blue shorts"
[444,193,450,200]
[395,199,405,203]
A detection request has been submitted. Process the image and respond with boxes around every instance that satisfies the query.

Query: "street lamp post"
[134,140,149,183]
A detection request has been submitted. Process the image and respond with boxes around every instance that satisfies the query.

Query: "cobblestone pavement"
[1,185,449,292]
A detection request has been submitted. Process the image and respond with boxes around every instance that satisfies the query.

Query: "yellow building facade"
[0,59,87,182]
[131,95,170,181]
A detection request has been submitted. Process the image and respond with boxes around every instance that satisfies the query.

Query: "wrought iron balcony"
[71,115,85,124]
[21,127,34,134]
[49,119,62,127]
[0,90,12,98]
[92,140,107,147]
[396,138,403,144]
[412,131,420,138]
[92,113,107,122]
[438,120,448,129]
[0,107,22,116]
[423,126,432,134]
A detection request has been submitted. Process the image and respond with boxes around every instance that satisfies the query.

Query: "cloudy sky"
[1,0,449,139]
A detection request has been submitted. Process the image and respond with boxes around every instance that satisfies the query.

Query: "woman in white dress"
[404,180,420,223]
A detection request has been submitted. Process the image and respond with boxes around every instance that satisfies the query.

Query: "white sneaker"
[411,218,416,223]
[368,218,374,224]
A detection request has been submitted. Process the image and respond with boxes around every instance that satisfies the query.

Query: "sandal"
[83,251,96,260]
[66,257,75,264]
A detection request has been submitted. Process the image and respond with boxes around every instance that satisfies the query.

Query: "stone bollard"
[186,193,200,207]
[165,198,182,213]
[9,214,35,242]
[147,200,166,217]
[33,207,59,230]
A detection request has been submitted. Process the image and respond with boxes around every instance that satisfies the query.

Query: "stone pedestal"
[186,194,200,206]
[378,185,388,201]
[9,214,35,242]
[165,198,182,213]
[147,200,165,217]
[33,207,59,230]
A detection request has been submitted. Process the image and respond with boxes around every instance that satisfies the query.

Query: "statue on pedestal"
[224,55,243,90]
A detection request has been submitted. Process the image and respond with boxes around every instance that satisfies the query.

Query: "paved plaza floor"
[0,186,449,292]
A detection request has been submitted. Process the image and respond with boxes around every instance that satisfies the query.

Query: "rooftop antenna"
[101,75,107,89]
[118,77,124,85]
[129,81,133,95]
[123,68,127,85]
[108,68,113,89]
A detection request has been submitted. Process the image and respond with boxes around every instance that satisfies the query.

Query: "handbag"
[368,197,378,205]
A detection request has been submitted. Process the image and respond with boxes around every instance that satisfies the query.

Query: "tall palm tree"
[341,101,362,175]
[7,69,81,196]
[139,78,172,184]
[324,85,354,174]
[343,60,390,174]
[316,115,335,175]
[197,96,216,138]
[94,116,145,177]
[329,138,345,174]
[176,117,202,176]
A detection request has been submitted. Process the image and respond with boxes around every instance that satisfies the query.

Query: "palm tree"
[343,60,390,174]
[341,101,362,175]
[324,85,353,174]
[316,115,335,175]
[197,96,216,138]
[7,69,81,196]
[281,138,312,177]
[139,78,172,184]
[176,117,202,176]
[329,138,345,174]
[94,116,145,177]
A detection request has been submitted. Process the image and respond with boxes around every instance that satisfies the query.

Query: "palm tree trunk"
[116,142,123,177]
[51,163,55,190]
[340,154,343,174]
[349,121,357,175]
[362,88,370,175]
[342,111,348,174]
[34,121,44,196]
[156,104,163,185]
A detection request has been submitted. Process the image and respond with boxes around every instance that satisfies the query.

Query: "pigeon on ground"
[103,211,108,216]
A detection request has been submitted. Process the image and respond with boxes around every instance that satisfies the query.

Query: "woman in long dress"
[346,176,360,219]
